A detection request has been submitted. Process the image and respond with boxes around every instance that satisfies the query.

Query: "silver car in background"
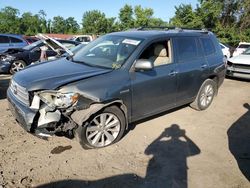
[227,47,250,79]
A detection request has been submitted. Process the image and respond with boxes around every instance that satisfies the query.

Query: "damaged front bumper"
[7,88,36,132]
[7,83,128,139]
[7,88,77,137]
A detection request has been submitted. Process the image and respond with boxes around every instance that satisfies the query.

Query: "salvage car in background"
[232,42,250,57]
[0,36,80,74]
[69,35,94,44]
[0,34,29,53]
[7,27,226,149]
[220,42,231,59]
[227,47,250,79]
[23,36,39,44]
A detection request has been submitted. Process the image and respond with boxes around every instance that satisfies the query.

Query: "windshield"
[242,47,250,55]
[70,43,86,54]
[23,40,42,50]
[72,35,143,69]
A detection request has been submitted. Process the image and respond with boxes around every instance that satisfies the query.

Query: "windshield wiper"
[70,57,112,70]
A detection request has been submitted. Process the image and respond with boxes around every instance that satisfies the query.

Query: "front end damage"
[8,84,128,139]
[7,83,100,138]
[28,90,97,138]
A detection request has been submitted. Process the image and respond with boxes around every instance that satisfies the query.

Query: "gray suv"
[7,27,226,149]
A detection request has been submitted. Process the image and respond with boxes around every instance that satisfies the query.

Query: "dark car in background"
[0,37,80,74]
[7,27,226,149]
[23,36,39,45]
[0,34,29,53]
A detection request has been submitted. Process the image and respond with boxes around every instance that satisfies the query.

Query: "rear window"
[175,37,201,61]
[0,36,10,43]
[238,44,250,48]
[201,37,216,56]
[10,37,23,43]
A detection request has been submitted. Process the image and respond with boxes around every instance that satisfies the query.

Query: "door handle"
[168,70,178,76]
[201,64,208,69]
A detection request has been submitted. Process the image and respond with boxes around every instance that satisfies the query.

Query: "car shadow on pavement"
[227,103,250,181]
[36,124,200,188]
[0,74,11,100]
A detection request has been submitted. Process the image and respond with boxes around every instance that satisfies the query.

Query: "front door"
[130,39,177,120]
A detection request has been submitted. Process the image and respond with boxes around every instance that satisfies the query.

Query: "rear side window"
[0,36,10,43]
[175,37,201,61]
[201,37,216,56]
[10,37,23,43]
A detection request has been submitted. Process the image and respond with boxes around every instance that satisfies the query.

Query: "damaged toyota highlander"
[7,27,226,149]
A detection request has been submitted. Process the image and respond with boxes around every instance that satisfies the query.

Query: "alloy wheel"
[200,84,214,107]
[86,113,121,147]
[11,61,25,73]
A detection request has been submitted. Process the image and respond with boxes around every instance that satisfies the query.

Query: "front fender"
[71,100,128,128]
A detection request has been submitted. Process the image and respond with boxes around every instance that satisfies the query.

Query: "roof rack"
[137,26,209,33]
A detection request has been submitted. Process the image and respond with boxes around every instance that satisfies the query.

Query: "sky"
[0,0,199,24]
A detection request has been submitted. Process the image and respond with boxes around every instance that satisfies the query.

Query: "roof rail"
[137,26,210,32]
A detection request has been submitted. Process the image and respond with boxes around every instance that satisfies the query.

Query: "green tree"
[239,0,250,30]
[20,12,41,35]
[38,10,48,33]
[170,4,203,28]
[134,5,154,27]
[51,16,66,33]
[82,10,115,34]
[65,17,80,34]
[118,4,134,30]
[0,6,20,33]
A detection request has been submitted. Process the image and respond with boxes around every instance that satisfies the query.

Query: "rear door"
[173,36,209,105]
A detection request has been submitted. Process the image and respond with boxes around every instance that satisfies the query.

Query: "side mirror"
[134,59,153,71]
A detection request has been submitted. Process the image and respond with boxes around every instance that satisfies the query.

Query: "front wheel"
[10,60,26,74]
[190,79,217,111]
[76,105,126,149]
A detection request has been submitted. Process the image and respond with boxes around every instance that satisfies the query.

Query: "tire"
[190,79,217,111]
[10,60,26,74]
[76,105,126,149]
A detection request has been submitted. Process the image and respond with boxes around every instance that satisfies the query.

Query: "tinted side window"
[238,44,250,48]
[10,37,23,43]
[201,37,216,56]
[0,36,10,43]
[175,37,200,61]
[75,37,81,42]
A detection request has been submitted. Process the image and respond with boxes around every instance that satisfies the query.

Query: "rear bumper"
[7,88,36,132]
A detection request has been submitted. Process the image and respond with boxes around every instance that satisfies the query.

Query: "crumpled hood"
[13,57,112,90]
[228,54,250,65]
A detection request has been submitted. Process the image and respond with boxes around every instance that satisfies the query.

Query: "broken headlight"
[0,55,15,62]
[38,91,79,109]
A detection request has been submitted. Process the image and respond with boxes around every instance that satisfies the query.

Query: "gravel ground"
[0,74,249,188]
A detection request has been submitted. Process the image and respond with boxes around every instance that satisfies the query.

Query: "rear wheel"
[76,106,126,149]
[10,60,26,74]
[190,79,217,111]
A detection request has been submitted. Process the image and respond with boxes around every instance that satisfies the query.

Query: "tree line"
[0,0,249,46]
